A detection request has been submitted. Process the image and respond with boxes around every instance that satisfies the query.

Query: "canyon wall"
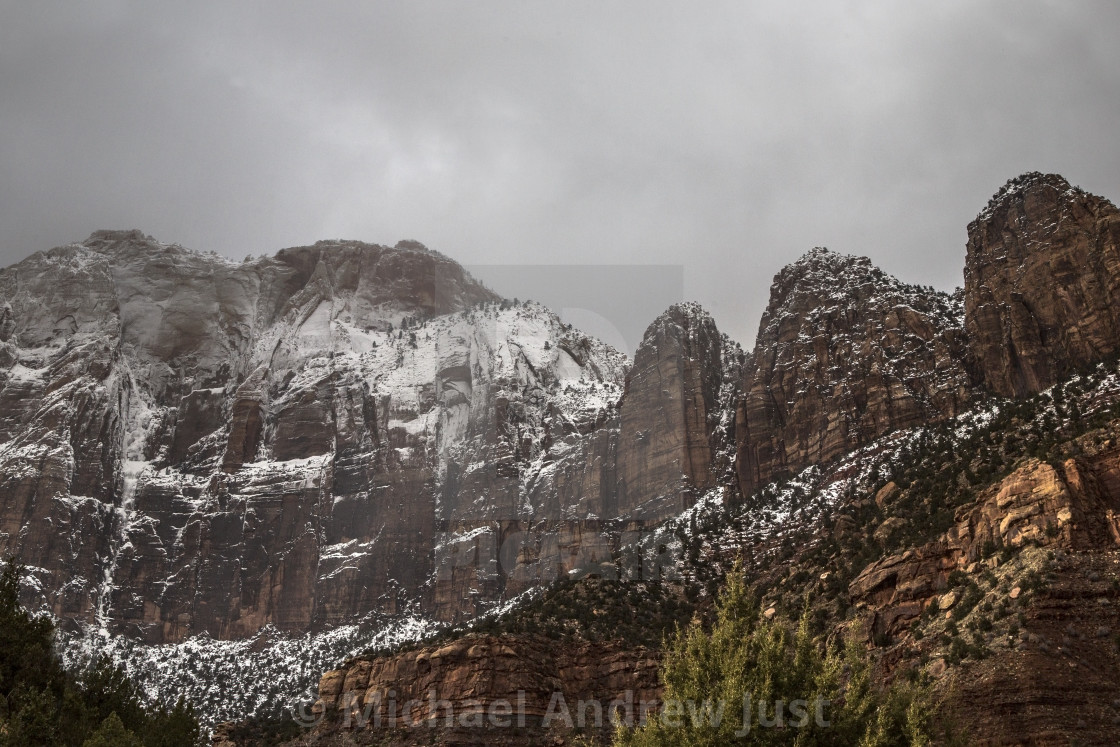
[965,173,1120,398]
[734,247,975,494]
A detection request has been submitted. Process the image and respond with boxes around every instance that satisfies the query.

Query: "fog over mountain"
[5,6,1120,738]
[2,1,1120,345]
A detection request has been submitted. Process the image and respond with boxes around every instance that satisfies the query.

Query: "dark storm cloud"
[2,1,1118,346]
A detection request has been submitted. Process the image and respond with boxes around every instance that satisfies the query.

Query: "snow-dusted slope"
[1,230,992,727]
[0,232,630,644]
[1,230,759,723]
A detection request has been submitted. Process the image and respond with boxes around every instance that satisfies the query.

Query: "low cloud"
[1,1,1117,345]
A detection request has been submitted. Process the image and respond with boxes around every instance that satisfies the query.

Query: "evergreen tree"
[83,712,144,747]
[0,560,58,698]
[144,697,201,747]
[2,684,59,746]
[615,563,930,746]
[77,655,148,733]
[0,558,201,747]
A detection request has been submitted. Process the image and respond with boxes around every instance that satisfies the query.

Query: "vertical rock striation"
[0,229,748,647]
[735,248,975,494]
[615,302,737,522]
[0,231,641,643]
[964,172,1120,398]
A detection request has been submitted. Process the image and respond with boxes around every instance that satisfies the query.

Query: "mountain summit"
[966,172,1120,397]
[735,246,974,494]
[6,173,1120,742]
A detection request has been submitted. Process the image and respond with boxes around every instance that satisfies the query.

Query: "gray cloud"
[1,0,1118,346]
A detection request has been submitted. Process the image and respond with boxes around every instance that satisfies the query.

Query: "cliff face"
[15,171,1120,736]
[438,302,740,616]
[965,172,1120,398]
[733,172,1120,495]
[850,440,1120,641]
[0,231,642,643]
[281,419,1120,747]
[282,635,660,746]
[0,231,744,649]
[208,171,1120,740]
[735,248,975,494]
[844,423,1120,746]
[0,246,123,624]
[614,302,736,521]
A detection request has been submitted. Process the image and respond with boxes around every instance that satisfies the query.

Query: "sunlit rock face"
[965,172,1120,398]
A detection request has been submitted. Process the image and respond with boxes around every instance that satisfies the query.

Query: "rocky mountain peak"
[636,301,716,350]
[614,300,730,520]
[965,172,1120,397]
[9,171,1120,734]
[84,228,149,242]
[76,229,217,263]
[760,247,922,334]
[0,230,638,650]
[736,250,974,494]
[973,171,1085,225]
[264,237,500,331]
[778,245,874,275]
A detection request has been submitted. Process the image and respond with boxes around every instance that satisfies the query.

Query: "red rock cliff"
[965,172,1120,397]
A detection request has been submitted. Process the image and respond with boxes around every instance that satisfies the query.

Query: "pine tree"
[82,712,144,747]
[0,560,58,698]
[0,559,201,747]
[144,697,201,747]
[615,562,930,746]
[77,655,148,732]
[2,684,59,746]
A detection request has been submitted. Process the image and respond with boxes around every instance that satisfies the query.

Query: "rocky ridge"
[0,232,738,722]
[295,634,660,746]
[248,172,1120,745]
[5,173,1120,739]
[289,356,1120,746]
[966,172,1120,397]
[0,230,638,645]
[735,247,976,494]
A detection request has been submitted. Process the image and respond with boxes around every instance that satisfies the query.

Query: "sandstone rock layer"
[735,248,975,494]
[305,634,660,746]
[965,172,1120,397]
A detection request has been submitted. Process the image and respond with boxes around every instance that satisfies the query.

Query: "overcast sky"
[2,1,1118,348]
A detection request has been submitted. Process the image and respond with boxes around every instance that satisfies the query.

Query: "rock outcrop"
[0,231,642,643]
[936,548,1120,746]
[614,302,736,521]
[14,170,1120,735]
[303,634,660,745]
[0,231,747,649]
[965,172,1120,397]
[437,302,742,615]
[839,419,1120,746]
[735,248,975,494]
[850,438,1120,641]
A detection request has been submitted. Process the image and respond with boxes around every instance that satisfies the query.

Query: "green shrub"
[615,564,930,746]
[0,558,200,747]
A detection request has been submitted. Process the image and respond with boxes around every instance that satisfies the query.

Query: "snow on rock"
[736,247,976,494]
[0,231,644,724]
